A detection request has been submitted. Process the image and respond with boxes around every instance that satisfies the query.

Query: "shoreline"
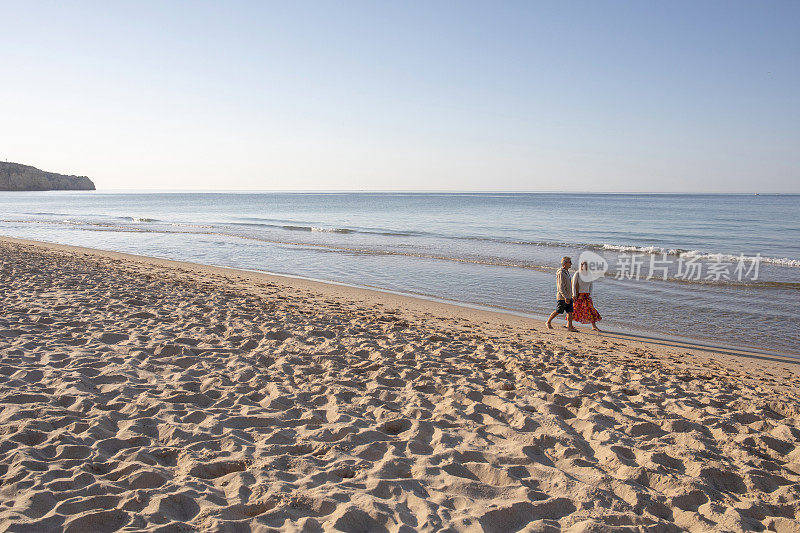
[2,235,800,531]
[2,235,797,363]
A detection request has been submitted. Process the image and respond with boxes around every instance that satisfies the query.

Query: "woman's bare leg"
[565,312,578,332]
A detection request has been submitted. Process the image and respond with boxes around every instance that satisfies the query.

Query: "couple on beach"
[545,256,602,332]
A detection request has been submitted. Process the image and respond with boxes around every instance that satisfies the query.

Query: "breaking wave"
[2,216,799,270]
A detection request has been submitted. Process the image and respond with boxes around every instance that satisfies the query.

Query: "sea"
[1,192,798,354]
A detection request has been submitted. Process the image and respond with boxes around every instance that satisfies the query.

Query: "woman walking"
[572,261,602,331]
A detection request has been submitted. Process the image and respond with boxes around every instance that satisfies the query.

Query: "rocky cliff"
[0,162,96,191]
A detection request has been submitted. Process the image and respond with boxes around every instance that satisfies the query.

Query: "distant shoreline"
[0,161,95,191]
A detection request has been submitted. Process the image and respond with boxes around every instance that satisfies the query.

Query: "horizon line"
[80,189,800,195]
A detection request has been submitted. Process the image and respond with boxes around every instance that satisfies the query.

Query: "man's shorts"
[555,299,573,314]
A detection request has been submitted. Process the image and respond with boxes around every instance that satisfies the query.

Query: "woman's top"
[572,272,592,295]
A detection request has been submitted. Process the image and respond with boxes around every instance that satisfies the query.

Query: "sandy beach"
[1,236,799,532]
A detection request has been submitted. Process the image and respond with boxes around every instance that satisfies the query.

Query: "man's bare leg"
[545,310,559,329]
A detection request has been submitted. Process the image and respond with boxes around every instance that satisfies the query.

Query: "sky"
[1,1,798,192]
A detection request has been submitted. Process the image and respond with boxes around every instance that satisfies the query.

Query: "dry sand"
[1,236,799,532]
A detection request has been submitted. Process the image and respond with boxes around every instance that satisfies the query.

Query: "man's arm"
[557,269,572,301]
[565,272,573,301]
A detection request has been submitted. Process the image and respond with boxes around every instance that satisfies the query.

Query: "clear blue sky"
[1,1,798,191]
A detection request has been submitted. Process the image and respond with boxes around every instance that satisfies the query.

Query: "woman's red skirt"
[573,293,602,324]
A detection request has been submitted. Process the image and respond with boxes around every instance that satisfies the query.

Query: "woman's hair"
[580,261,588,269]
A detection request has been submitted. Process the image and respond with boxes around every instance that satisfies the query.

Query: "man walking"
[546,256,577,331]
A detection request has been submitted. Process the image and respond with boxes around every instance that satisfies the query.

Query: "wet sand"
[1,236,799,532]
